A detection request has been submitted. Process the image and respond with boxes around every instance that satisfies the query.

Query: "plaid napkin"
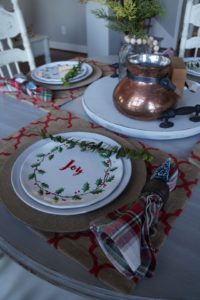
[0,75,53,102]
[90,158,178,280]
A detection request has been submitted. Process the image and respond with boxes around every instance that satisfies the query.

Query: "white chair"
[0,0,36,78]
[179,0,200,57]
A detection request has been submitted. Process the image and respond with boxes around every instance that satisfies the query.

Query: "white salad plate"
[11,132,132,215]
[184,57,200,77]
[82,76,200,140]
[31,61,93,85]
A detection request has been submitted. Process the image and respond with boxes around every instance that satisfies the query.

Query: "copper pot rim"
[127,53,171,69]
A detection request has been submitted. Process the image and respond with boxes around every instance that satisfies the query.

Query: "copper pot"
[113,54,180,121]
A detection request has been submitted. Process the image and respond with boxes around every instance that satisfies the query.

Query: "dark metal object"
[113,54,179,121]
[127,70,177,91]
[110,63,119,78]
[159,105,200,128]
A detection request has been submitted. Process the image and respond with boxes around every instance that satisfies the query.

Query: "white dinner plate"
[82,76,200,140]
[31,61,93,85]
[11,132,132,215]
[184,57,200,77]
[19,132,124,209]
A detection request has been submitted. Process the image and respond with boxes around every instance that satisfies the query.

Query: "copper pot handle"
[127,71,182,97]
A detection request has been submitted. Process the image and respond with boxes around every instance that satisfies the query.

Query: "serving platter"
[11,132,132,215]
[82,76,200,140]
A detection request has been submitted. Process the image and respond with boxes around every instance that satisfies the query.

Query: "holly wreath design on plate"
[27,140,120,204]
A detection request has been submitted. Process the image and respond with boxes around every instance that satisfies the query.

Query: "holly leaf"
[72,195,81,200]
[48,154,54,160]
[51,146,59,152]
[106,175,114,182]
[31,163,40,168]
[53,196,59,202]
[55,187,64,194]
[91,189,103,194]
[28,173,35,180]
[110,167,118,172]
[102,160,110,167]
[36,153,45,158]
[38,169,46,174]
[96,178,102,186]
[38,189,43,195]
[82,182,90,192]
[41,182,49,188]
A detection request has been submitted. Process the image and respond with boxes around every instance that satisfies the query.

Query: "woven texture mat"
[0,60,113,111]
[1,109,200,294]
[0,129,146,233]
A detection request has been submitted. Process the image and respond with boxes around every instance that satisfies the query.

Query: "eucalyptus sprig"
[61,61,83,86]
[40,130,153,162]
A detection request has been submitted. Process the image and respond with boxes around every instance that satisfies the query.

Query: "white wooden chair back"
[0,0,35,78]
[179,0,200,57]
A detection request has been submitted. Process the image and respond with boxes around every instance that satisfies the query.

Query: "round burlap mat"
[30,64,103,91]
[0,128,146,232]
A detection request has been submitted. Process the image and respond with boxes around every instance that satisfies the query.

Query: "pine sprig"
[80,0,164,37]
[61,61,83,86]
[39,131,154,162]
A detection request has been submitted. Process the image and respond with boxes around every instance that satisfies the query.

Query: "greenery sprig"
[80,0,164,37]
[40,130,153,162]
[61,61,83,86]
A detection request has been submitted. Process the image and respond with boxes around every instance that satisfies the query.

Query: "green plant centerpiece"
[81,0,163,39]
[80,0,164,78]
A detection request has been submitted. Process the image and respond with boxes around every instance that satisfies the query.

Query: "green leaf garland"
[40,130,153,162]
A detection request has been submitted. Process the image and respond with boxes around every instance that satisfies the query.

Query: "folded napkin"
[90,158,178,280]
[0,74,53,102]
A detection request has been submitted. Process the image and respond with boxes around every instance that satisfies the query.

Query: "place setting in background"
[30,60,103,91]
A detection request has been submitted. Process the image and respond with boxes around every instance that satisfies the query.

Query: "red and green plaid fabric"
[90,159,177,281]
[91,192,164,280]
[0,77,53,102]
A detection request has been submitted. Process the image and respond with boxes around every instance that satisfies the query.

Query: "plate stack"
[11,132,132,216]
[31,61,93,86]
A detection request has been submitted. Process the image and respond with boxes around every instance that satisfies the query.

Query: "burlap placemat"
[0,129,146,232]
[1,109,200,294]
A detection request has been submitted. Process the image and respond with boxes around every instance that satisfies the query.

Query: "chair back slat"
[7,38,21,74]
[179,0,200,57]
[0,40,13,78]
[0,0,36,78]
